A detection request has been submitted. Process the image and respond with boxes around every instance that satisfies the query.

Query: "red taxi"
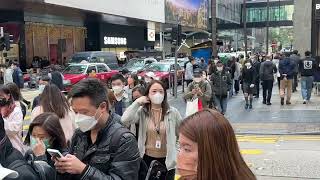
[138,61,184,88]
[63,63,118,91]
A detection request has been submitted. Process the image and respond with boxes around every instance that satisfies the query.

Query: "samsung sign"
[44,0,165,23]
[104,37,127,45]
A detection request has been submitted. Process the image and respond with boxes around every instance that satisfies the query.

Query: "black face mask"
[0,97,11,107]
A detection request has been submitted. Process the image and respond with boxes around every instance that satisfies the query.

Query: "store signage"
[148,29,155,42]
[104,36,127,45]
[316,4,320,10]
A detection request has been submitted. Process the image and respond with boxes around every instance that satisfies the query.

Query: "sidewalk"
[227,86,320,134]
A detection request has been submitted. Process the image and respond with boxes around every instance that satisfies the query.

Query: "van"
[69,51,120,70]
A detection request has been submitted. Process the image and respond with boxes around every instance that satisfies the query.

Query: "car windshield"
[125,59,144,68]
[70,54,90,63]
[64,65,87,74]
[145,63,170,72]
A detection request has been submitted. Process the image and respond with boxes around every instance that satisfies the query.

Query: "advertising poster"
[165,0,208,29]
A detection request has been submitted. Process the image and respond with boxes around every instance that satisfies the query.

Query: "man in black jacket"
[210,61,232,115]
[299,51,316,104]
[252,56,261,98]
[260,55,277,105]
[54,78,141,180]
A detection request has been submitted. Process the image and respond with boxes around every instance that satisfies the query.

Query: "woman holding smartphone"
[25,112,67,167]
[122,80,182,180]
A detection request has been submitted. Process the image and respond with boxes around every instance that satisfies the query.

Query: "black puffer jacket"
[210,69,232,97]
[63,113,141,180]
[0,136,40,180]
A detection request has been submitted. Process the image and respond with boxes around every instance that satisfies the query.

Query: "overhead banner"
[44,0,165,23]
[165,0,208,29]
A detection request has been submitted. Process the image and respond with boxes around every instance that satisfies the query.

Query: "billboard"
[165,0,208,29]
[44,0,165,23]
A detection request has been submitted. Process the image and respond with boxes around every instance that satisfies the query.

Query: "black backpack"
[7,154,56,180]
[110,127,149,180]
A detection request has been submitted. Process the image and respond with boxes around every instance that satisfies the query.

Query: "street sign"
[147,29,155,41]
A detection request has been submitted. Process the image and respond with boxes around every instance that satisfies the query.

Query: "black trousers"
[277,77,281,90]
[143,155,175,180]
[234,80,240,93]
[185,80,193,86]
[254,80,260,97]
[262,80,274,103]
[293,73,298,91]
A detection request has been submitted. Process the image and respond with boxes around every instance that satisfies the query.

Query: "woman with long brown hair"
[31,84,76,144]
[177,109,256,180]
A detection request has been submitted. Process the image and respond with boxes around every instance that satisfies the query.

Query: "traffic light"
[0,36,5,51]
[3,33,13,51]
[171,24,182,46]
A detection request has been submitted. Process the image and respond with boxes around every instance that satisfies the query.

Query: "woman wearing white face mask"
[241,60,257,109]
[122,80,182,180]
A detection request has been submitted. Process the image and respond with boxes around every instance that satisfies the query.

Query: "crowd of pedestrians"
[183,50,319,115]
[1,49,318,179]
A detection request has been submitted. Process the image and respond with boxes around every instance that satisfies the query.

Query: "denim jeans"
[301,76,314,101]
[229,79,234,97]
[215,95,228,114]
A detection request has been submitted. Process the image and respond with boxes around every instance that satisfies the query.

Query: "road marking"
[24,115,31,121]
[23,125,29,131]
[240,149,263,155]
[237,136,278,143]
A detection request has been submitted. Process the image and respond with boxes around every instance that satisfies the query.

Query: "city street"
[21,85,320,180]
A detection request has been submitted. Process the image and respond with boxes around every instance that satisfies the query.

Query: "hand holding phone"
[47,149,64,159]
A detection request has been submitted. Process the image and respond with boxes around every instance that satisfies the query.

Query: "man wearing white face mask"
[210,61,232,115]
[122,80,182,180]
[53,78,141,180]
[184,69,212,109]
[110,74,132,116]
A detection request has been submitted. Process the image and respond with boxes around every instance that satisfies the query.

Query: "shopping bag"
[198,99,203,111]
[185,98,199,117]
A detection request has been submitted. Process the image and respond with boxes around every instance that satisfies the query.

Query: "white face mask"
[75,111,101,132]
[193,77,201,83]
[149,92,164,105]
[112,86,123,94]
[217,67,223,71]
[38,85,45,93]
[214,60,219,64]
[145,78,152,83]
[245,63,252,69]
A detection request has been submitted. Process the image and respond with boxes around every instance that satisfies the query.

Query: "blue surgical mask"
[30,136,51,149]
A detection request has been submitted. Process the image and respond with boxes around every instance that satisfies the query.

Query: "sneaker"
[303,100,307,104]
[249,104,253,109]
[245,104,249,110]
[267,102,272,105]
[263,100,266,104]
[281,98,284,105]
[286,101,291,105]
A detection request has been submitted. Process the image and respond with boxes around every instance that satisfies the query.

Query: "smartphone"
[47,149,63,158]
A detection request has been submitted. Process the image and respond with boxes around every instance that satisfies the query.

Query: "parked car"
[163,57,189,70]
[121,57,157,73]
[68,51,120,70]
[138,61,184,88]
[63,63,118,91]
